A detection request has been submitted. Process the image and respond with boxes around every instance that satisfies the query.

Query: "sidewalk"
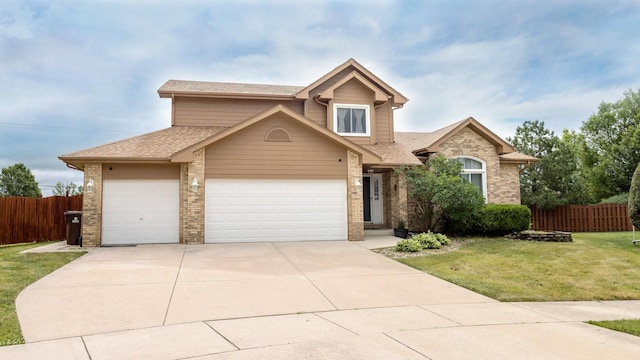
[3,301,640,359]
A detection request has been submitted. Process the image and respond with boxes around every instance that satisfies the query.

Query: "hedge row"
[476,204,531,234]
[444,204,530,235]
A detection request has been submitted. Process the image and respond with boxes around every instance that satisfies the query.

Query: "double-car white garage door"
[205,179,347,243]
[101,179,347,244]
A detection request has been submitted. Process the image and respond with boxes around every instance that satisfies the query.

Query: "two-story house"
[60,59,536,246]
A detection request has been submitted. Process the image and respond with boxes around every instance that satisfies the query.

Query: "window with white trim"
[456,156,487,200]
[333,104,370,136]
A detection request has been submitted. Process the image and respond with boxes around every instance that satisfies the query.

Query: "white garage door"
[205,179,347,243]
[102,180,180,245]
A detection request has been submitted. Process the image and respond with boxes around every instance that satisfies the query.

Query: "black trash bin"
[64,211,82,246]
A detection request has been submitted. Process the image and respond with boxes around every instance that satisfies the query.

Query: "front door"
[363,174,383,224]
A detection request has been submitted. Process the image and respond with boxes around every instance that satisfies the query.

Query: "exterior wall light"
[86,178,94,193]
[191,176,199,192]
[354,177,362,191]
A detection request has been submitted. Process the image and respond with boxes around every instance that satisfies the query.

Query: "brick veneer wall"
[347,150,364,241]
[390,170,408,228]
[437,127,520,204]
[81,163,102,247]
[495,163,521,204]
[181,148,205,244]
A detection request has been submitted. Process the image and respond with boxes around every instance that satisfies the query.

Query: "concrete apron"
[6,241,640,359]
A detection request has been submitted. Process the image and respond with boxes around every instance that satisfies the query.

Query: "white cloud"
[1,0,640,177]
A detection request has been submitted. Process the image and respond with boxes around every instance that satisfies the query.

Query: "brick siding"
[438,127,520,204]
[347,150,364,241]
[181,148,205,244]
[81,163,103,247]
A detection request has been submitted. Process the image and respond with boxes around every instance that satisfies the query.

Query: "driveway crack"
[271,243,339,311]
[163,245,187,325]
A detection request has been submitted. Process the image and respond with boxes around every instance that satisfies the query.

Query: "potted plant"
[394,219,409,239]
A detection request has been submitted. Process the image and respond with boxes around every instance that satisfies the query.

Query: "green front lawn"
[396,232,640,338]
[0,242,84,346]
[589,319,640,337]
[398,232,640,302]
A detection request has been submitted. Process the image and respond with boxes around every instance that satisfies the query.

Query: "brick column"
[390,169,408,229]
[347,150,364,241]
[181,148,205,244]
[81,163,102,247]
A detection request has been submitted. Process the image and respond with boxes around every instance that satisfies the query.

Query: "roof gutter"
[65,162,84,172]
[158,91,298,101]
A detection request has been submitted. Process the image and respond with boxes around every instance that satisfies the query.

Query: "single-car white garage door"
[102,179,180,245]
[205,179,347,243]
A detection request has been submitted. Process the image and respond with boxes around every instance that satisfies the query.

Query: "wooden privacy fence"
[0,195,83,245]
[530,203,633,232]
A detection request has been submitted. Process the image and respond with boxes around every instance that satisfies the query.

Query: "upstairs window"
[333,104,370,136]
[456,156,487,200]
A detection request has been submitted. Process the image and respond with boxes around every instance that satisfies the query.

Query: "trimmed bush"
[410,232,451,249]
[476,204,531,234]
[396,239,422,252]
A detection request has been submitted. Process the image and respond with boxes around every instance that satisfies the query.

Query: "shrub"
[629,162,640,229]
[433,232,451,246]
[402,156,485,232]
[476,204,531,234]
[600,193,629,204]
[410,232,451,249]
[396,239,422,252]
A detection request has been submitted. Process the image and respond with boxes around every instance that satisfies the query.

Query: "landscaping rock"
[505,230,573,242]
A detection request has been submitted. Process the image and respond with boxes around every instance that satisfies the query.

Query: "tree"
[629,162,640,229]
[508,121,590,209]
[52,181,83,196]
[403,155,485,232]
[580,89,640,200]
[0,163,41,198]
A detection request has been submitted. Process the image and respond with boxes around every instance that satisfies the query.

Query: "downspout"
[519,161,533,173]
[314,94,329,108]
[171,93,176,126]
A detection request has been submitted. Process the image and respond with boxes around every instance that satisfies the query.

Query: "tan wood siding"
[333,78,374,103]
[102,164,180,180]
[307,73,395,144]
[205,115,348,179]
[308,65,357,95]
[331,79,376,144]
[174,97,304,127]
[375,102,392,143]
[304,99,328,127]
[304,66,356,127]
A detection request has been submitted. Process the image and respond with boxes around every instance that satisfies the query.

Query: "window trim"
[454,156,488,202]
[333,103,371,137]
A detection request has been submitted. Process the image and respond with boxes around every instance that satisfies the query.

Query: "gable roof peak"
[396,117,516,155]
[295,58,408,106]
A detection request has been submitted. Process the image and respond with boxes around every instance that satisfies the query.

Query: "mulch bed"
[372,238,473,259]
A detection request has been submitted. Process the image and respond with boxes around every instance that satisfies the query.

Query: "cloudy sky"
[2,0,640,195]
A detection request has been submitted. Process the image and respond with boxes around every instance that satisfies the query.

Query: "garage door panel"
[102,180,179,245]
[206,179,347,243]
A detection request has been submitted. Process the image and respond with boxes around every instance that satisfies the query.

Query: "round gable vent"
[265,127,292,142]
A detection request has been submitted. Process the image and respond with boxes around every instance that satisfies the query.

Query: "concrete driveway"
[6,240,640,359]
